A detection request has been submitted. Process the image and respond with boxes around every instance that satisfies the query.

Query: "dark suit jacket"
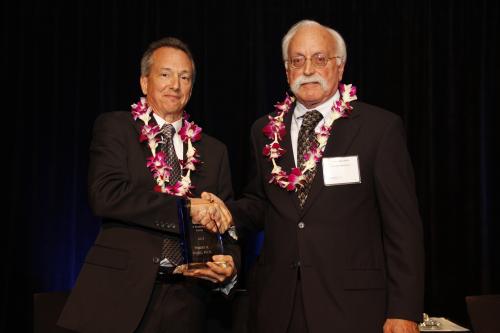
[228,101,424,333]
[58,111,238,333]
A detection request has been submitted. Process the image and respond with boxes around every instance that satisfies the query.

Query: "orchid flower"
[131,98,152,124]
[179,120,202,142]
[262,86,357,192]
[285,168,304,191]
[263,117,286,141]
[263,142,286,160]
[274,93,295,112]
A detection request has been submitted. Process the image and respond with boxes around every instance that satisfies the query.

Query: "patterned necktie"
[161,124,182,185]
[160,123,183,266]
[297,110,323,208]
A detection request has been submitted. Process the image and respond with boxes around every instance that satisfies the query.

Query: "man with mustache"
[202,20,424,333]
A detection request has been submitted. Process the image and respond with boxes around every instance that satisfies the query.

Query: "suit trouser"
[135,277,209,333]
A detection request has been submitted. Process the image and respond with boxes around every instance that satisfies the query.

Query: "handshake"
[189,192,233,234]
[184,192,236,283]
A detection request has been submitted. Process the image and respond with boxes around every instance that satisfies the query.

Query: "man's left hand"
[383,318,419,333]
[182,255,236,284]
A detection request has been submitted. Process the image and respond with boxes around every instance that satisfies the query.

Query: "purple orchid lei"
[262,83,357,191]
[131,97,202,197]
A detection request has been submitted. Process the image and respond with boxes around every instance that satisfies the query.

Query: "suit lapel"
[280,111,296,174]
[129,113,160,188]
[299,108,361,216]
[131,113,143,135]
[182,141,188,160]
[187,140,201,189]
[278,111,302,214]
[131,113,154,158]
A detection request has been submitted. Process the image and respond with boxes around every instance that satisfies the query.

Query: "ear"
[285,63,291,85]
[140,76,148,95]
[337,62,345,81]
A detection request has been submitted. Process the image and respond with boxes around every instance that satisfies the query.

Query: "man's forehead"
[153,47,192,63]
[289,27,335,52]
[151,50,193,72]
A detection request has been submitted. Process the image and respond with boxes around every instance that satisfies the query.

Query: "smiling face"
[286,25,345,109]
[140,47,194,122]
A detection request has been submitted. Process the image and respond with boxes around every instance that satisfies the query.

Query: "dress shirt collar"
[152,113,183,133]
[293,90,341,122]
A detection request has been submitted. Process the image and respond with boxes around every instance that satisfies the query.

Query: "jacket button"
[152,257,160,264]
[290,261,301,269]
[298,222,305,229]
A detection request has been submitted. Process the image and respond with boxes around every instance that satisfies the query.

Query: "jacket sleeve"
[374,116,425,322]
[88,113,179,233]
[216,145,241,272]
[226,120,268,237]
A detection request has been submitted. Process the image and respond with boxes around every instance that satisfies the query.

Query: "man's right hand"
[201,192,233,233]
[190,198,219,233]
[189,193,233,233]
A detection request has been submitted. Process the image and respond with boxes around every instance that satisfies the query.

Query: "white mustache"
[291,74,328,93]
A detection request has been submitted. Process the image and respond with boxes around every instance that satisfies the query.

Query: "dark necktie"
[161,124,182,186]
[297,110,323,208]
[160,123,183,266]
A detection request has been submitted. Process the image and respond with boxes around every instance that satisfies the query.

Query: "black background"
[2,0,499,331]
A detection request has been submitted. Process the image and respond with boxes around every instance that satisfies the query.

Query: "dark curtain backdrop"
[3,0,499,331]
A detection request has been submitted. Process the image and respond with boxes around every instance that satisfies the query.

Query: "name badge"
[322,156,361,186]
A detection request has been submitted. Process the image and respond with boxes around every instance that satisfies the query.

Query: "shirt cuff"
[216,274,237,295]
[227,226,238,240]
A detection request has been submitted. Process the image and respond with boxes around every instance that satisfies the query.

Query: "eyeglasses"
[286,53,342,69]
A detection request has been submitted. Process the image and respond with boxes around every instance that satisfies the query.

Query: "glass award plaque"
[175,198,224,271]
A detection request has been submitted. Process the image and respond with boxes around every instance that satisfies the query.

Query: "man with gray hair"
[57,36,239,333]
[202,19,424,333]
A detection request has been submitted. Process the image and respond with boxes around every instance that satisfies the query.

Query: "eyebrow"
[292,52,328,56]
[159,67,192,73]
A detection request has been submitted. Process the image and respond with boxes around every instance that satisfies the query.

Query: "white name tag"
[322,156,361,186]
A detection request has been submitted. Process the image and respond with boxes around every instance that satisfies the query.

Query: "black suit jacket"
[58,111,238,333]
[228,101,424,333]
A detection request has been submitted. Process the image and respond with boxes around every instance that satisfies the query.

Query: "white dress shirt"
[152,113,184,159]
[290,91,341,166]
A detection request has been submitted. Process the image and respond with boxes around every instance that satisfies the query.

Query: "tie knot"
[301,110,323,132]
[161,124,176,139]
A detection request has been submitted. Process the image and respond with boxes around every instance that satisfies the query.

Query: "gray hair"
[281,20,347,65]
[140,37,196,82]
